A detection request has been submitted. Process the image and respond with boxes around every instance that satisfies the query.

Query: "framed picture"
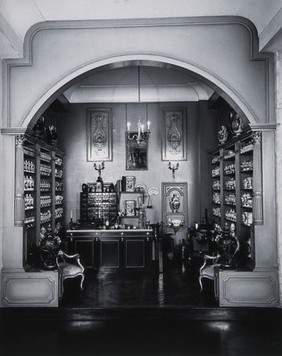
[87,108,113,161]
[125,176,136,192]
[125,200,136,216]
[161,107,187,161]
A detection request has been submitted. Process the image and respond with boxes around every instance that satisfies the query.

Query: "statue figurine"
[217,125,228,144]
[231,112,243,136]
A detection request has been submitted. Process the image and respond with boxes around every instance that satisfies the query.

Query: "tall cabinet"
[210,130,260,269]
[21,135,64,267]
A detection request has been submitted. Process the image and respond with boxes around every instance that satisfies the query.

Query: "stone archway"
[1,18,279,307]
[19,55,259,130]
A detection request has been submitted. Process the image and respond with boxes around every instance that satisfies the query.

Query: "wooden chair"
[199,226,239,292]
[56,250,85,298]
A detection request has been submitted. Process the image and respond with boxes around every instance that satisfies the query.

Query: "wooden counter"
[66,229,154,271]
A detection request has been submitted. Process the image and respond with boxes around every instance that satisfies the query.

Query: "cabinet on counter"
[66,229,154,271]
[80,183,118,226]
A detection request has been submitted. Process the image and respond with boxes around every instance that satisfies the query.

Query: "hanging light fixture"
[126,66,150,145]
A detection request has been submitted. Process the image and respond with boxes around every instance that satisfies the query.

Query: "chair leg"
[199,276,203,292]
[80,274,84,290]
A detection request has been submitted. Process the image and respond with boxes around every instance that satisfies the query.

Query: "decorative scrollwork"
[15,135,26,146]
[92,115,107,152]
[167,113,181,153]
[252,131,262,143]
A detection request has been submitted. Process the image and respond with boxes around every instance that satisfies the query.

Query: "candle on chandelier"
[147,121,150,130]
[127,122,131,131]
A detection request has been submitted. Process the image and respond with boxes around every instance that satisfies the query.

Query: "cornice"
[259,8,282,52]
[1,16,273,128]
[3,15,266,69]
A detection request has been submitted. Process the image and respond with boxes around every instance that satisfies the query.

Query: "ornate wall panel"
[2,271,59,307]
[161,182,188,231]
[87,108,113,161]
[218,270,279,307]
[161,107,187,161]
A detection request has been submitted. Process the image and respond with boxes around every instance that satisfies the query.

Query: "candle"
[127,122,131,131]
[147,121,150,130]
[70,210,73,219]
[141,124,144,133]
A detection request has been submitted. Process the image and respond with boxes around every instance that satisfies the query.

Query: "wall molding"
[2,16,273,129]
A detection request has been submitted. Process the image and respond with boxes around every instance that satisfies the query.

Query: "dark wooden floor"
[1,258,282,356]
[61,257,217,309]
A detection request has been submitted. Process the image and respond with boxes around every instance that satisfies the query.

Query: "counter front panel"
[66,229,154,271]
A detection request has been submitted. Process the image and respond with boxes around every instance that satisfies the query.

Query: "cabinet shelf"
[21,135,64,265]
[224,202,236,207]
[24,170,36,174]
[240,145,253,154]
[209,128,258,269]
[225,217,237,222]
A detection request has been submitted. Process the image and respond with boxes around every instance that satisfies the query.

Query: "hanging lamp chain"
[137,66,141,120]
[137,65,141,103]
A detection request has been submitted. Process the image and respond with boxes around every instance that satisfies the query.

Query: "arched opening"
[21,58,254,308]
[22,56,256,131]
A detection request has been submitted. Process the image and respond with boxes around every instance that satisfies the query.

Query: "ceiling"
[1,0,282,104]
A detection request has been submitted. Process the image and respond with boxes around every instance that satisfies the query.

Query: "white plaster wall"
[56,102,212,231]
[275,50,282,306]
[3,19,271,130]
[0,64,3,272]
[0,135,3,272]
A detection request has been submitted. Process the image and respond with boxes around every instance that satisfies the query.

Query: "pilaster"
[275,49,282,307]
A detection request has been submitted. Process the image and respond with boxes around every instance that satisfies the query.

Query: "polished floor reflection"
[1,258,281,356]
[60,257,217,308]
[1,315,282,356]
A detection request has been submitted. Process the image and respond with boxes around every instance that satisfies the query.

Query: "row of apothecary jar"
[24,175,35,190]
[24,159,35,173]
[40,164,52,175]
[25,194,34,210]
[40,210,51,223]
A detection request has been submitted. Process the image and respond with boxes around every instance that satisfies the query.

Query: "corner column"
[275,50,282,307]
[14,135,25,226]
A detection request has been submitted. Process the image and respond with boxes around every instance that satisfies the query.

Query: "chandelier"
[126,66,150,145]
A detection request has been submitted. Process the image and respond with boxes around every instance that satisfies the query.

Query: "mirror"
[126,134,148,170]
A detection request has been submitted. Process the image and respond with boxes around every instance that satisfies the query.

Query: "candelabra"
[127,119,150,145]
[94,161,105,180]
[168,161,179,179]
[126,66,150,145]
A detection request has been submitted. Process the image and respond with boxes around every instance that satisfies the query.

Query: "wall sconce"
[126,66,150,145]
[168,161,179,179]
